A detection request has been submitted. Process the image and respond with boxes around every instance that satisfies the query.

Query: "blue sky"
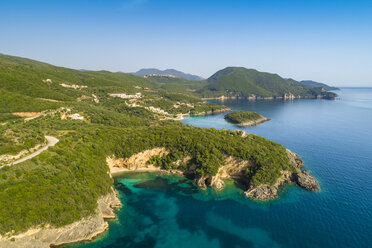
[0,0,371,86]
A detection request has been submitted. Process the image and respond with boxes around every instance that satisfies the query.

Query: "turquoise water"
[68,88,372,248]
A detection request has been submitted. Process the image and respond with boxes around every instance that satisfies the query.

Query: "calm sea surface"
[68,88,372,248]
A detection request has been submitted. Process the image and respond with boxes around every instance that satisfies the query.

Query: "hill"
[198,67,337,99]
[0,54,319,246]
[133,68,204,80]
[300,80,340,91]
[0,53,227,119]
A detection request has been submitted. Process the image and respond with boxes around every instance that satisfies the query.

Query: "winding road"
[2,136,59,168]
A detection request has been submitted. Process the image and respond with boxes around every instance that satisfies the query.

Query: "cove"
[67,88,372,248]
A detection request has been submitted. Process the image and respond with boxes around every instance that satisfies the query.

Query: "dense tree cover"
[112,126,293,180]
[224,111,263,124]
[0,121,45,156]
[0,129,113,234]
[0,54,297,235]
[189,103,229,115]
[0,89,61,114]
[0,54,226,118]
[0,114,20,122]
[147,75,205,93]
[0,117,293,234]
[198,67,337,99]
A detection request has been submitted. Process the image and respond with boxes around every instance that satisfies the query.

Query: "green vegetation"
[198,67,337,99]
[224,111,263,124]
[0,54,300,235]
[147,75,205,93]
[0,126,113,233]
[0,122,45,156]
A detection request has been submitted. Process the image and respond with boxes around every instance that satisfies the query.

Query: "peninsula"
[0,53,319,247]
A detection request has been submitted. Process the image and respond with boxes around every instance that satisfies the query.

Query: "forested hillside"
[0,54,313,235]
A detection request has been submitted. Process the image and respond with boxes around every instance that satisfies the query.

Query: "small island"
[224,111,270,127]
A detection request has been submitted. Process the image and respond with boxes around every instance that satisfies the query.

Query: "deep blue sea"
[68,88,372,248]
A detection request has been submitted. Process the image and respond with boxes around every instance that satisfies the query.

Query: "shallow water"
[68,88,372,248]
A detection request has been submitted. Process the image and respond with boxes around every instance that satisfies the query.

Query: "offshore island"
[224,111,270,127]
[0,54,327,247]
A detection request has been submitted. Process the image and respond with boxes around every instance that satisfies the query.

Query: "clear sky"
[0,0,371,86]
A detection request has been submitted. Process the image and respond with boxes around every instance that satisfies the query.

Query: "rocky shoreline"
[107,147,320,201]
[202,92,336,101]
[0,190,121,248]
[1,147,319,247]
[228,116,271,127]
[244,150,319,200]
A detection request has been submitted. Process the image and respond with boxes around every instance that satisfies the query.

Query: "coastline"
[110,166,183,177]
[108,148,319,201]
[0,148,319,247]
[226,117,271,127]
[201,94,335,101]
[0,190,121,248]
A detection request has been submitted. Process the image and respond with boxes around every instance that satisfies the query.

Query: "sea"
[67,88,372,248]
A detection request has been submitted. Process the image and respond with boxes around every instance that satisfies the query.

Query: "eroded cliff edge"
[244,150,319,200]
[0,190,121,248]
[108,147,320,201]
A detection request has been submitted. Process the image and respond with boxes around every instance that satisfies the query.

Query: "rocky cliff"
[231,117,270,127]
[107,147,319,201]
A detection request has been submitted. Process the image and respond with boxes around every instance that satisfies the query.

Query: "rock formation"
[107,147,319,201]
[242,150,320,200]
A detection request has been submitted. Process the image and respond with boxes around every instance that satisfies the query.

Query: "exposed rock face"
[196,176,208,189]
[295,171,320,191]
[194,156,251,191]
[108,147,319,201]
[233,117,271,127]
[107,148,169,170]
[244,170,293,200]
[195,174,225,191]
[209,174,225,190]
[287,149,304,169]
[244,185,278,200]
[236,117,271,127]
[0,191,121,248]
[286,149,320,191]
[243,150,320,200]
